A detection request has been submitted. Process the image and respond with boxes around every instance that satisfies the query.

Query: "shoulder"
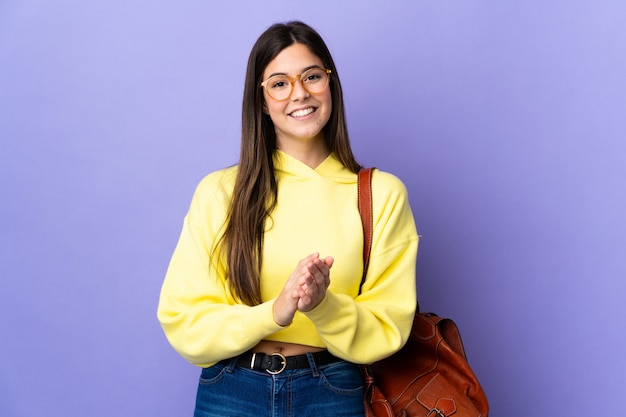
[187,166,238,219]
[370,169,410,199]
[193,165,238,199]
[368,169,418,243]
[368,168,415,225]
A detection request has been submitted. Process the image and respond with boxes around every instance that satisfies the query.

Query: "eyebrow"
[266,65,323,79]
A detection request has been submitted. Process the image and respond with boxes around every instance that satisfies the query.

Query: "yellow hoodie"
[158,151,418,367]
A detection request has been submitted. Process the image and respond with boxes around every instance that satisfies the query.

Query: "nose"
[291,79,310,100]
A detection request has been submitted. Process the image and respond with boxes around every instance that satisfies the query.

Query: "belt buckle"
[266,353,287,374]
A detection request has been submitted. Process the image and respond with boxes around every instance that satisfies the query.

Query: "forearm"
[304,289,416,364]
[158,298,284,367]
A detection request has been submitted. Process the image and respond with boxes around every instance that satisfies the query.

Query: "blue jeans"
[193,355,365,417]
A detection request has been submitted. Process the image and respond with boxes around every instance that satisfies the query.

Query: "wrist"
[272,301,293,327]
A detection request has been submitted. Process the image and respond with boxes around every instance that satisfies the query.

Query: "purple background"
[1,1,625,416]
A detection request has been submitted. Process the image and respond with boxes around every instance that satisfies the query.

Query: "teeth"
[290,107,314,117]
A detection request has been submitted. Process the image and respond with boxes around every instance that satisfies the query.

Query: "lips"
[289,107,316,117]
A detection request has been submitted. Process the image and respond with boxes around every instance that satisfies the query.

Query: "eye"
[303,71,323,83]
[269,77,290,90]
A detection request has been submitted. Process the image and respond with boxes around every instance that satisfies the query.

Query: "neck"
[276,136,330,169]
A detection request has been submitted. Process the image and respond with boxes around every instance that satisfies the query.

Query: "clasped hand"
[273,252,334,327]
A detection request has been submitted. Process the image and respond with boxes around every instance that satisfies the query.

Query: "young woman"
[157,21,418,417]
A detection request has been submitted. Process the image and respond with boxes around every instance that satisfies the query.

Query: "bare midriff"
[252,340,326,357]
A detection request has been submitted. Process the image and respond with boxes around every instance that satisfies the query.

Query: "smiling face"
[261,43,332,154]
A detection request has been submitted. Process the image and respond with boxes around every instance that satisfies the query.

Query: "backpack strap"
[357,167,374,294]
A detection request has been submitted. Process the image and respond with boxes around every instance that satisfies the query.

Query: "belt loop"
[225,356,239,373]
[306,352,320,377]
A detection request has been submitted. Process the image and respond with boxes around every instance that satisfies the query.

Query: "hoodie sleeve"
[303,171,418,363]
[157,170,284,367]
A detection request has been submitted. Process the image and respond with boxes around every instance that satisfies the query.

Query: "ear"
[262,101,269,115]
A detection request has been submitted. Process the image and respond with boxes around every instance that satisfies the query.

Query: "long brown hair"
[222,21,361,305]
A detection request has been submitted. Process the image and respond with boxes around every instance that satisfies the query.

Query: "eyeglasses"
[260,67,331,101]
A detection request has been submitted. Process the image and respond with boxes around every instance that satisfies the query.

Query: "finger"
[308,260,328,281]
[313,258,328,272]
[298,290,312,306]
[295,269,314,287]
[298,286,327,312]
[302,275,319,293]
[311,265,331,288]
[292,254,318,275]
[304,252,320,263]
